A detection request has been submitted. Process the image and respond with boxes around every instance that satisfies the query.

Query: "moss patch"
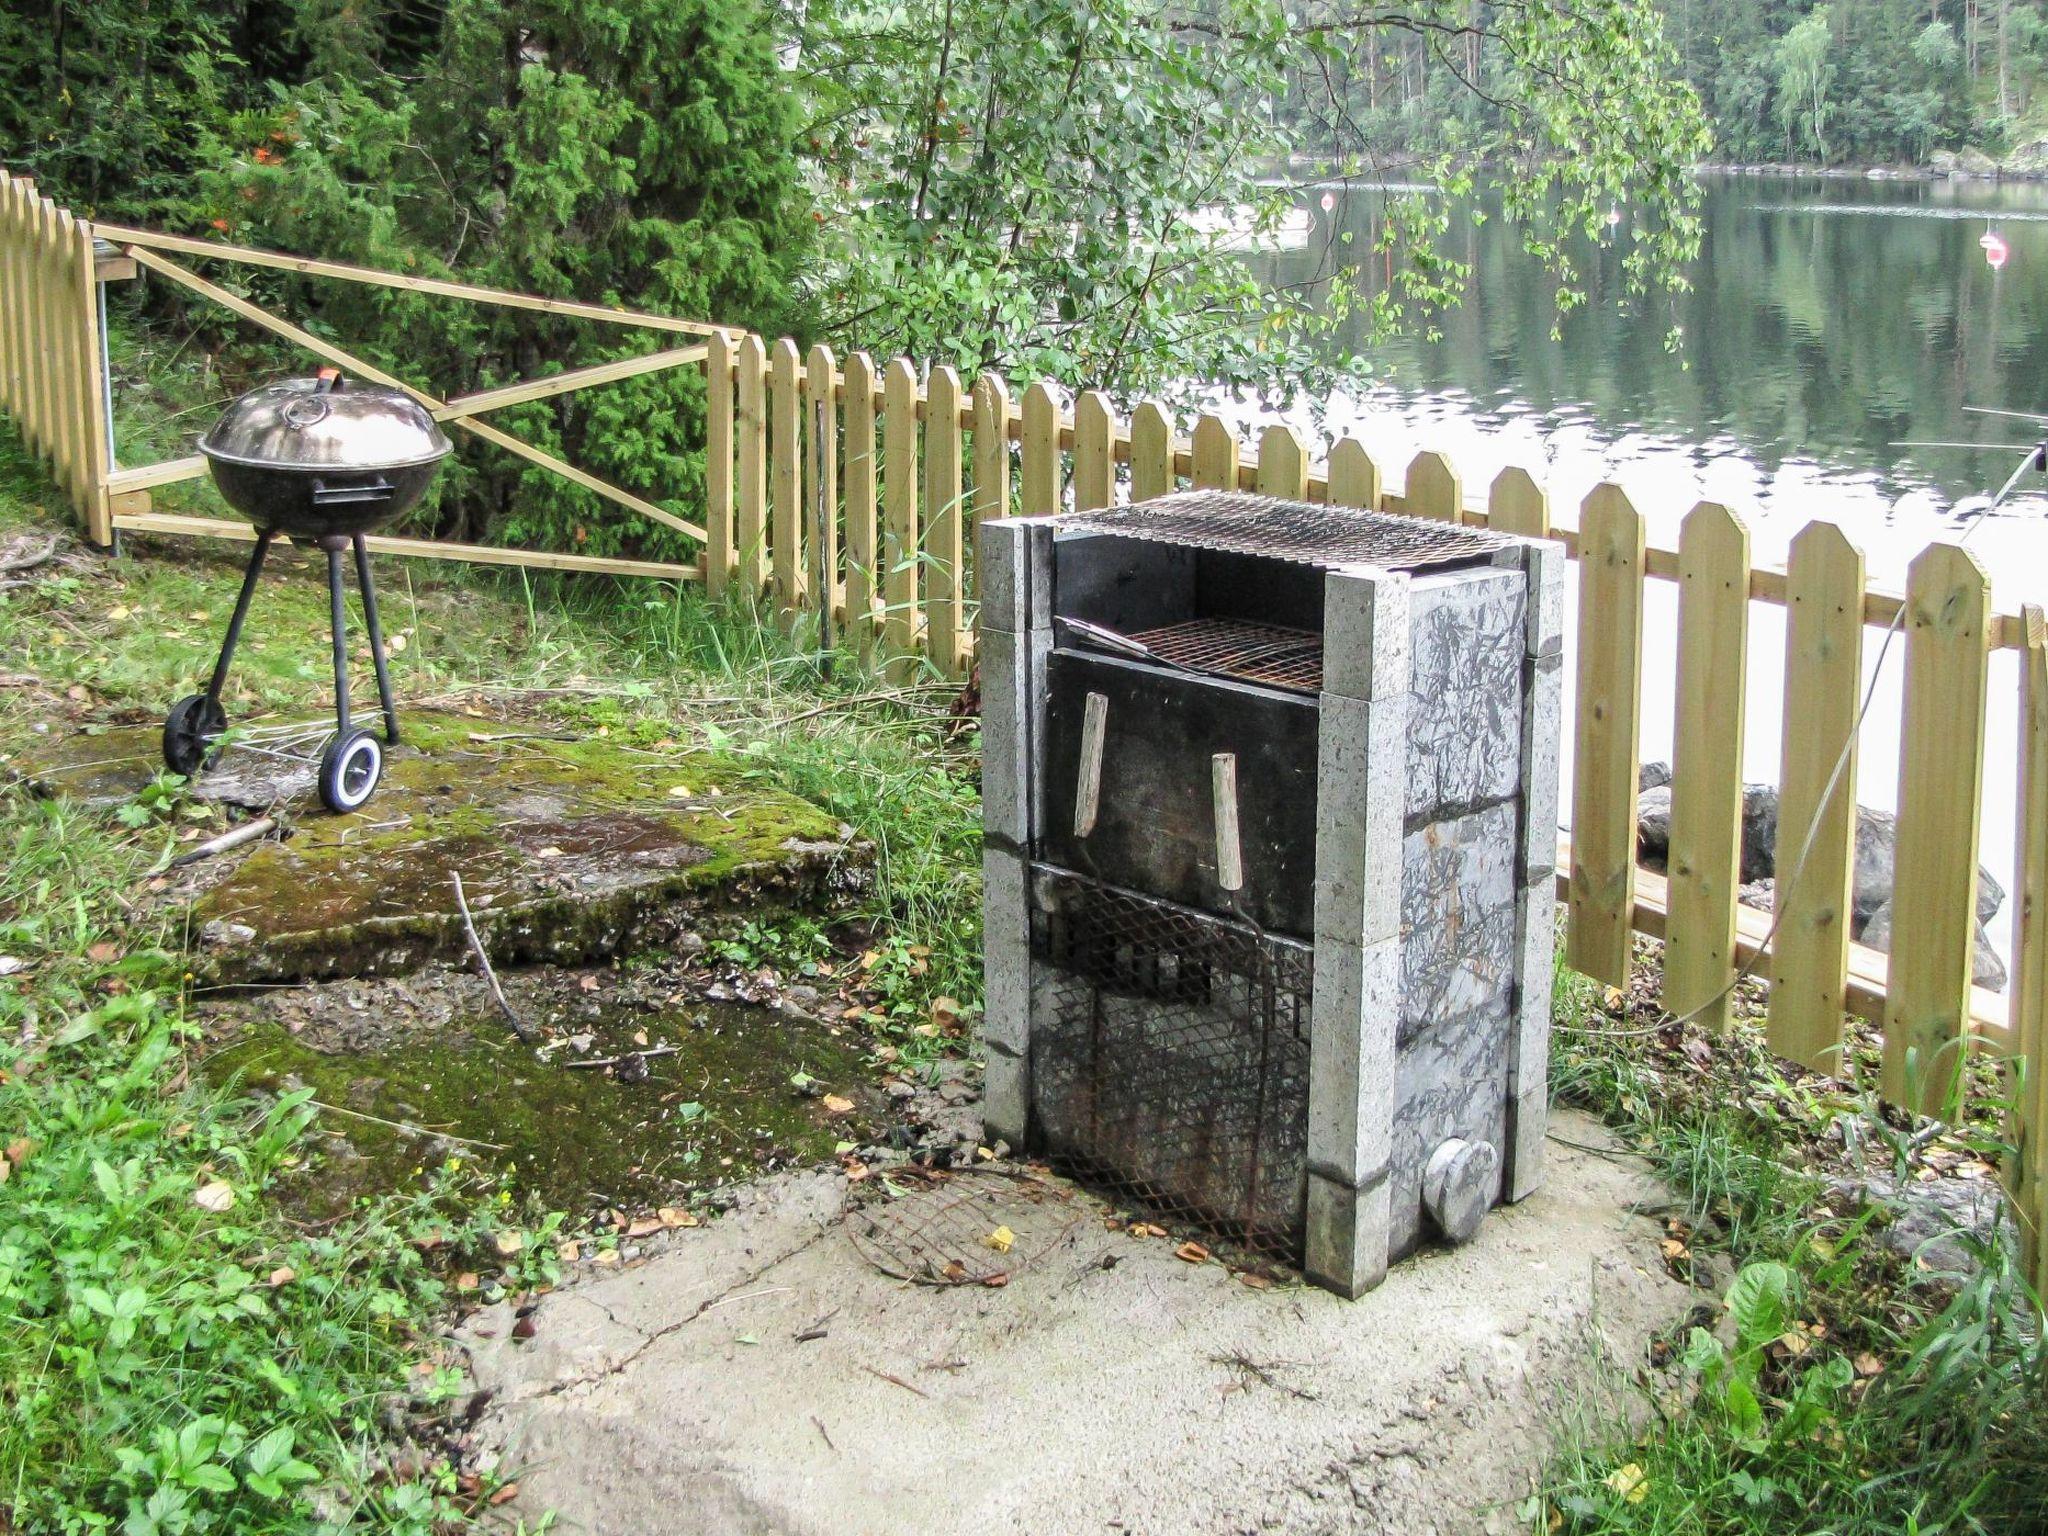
[205,992,880,1221]
[107,710,877,982]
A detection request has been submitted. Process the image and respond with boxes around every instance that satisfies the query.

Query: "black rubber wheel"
[318,729,383,814]
[162,694,227,776]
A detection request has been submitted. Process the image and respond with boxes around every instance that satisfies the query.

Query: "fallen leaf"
[822,1093,855,1115]
[941,1259,967,1282]
[1128,1222,1168,1240]
[487,1481,520,1506]
[625,1216,662,1239]
[557,1240,582,1262]
[455,1271,481,1290]
[577,974,600,993]
[1237,1270,1274,1291]
[1174,1241,1211,1264]
[666,784,694,798]
[86,942,121,964]
[268,1266,295,1287]
[536,845,564,859]
[632,1029,648,1046]
[982,1272,1009,1288]
[1604,1463,1649,1505]
[1775,1330,1811,1359]
[657,1206,699,1228]
[985,1225,1016,1253]
[492,1231,525,1258]
[1660,1238,1690,1262]
[511,1314,538,1340]
[192,1180,235,1213]
[1854,1351,1884,1377]
[5,1138,29,1166]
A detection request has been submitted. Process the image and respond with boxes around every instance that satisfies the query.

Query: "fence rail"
[4,182,2047,1291]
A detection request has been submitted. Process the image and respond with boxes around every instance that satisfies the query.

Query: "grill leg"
[325,543,352,739]
[353,535,400,745]
[204,530,274,707]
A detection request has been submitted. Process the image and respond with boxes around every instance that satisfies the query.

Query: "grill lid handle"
[1212,752,1243,893]
[1074,691,1108,838]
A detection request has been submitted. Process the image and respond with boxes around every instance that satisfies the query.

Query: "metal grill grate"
[1028,871,1311,1261]
[1125,617,1323,693]
[1063,489,1512,570]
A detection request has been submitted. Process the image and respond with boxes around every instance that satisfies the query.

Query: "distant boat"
[1187,203,1315,251]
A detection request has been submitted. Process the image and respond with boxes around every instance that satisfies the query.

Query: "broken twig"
[860,1364,930,1399]
[451,871,539,1044]
[562,1046,681,1070]
[170,815,280,868]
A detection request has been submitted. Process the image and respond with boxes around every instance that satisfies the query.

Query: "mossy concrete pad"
[10,713,868,985]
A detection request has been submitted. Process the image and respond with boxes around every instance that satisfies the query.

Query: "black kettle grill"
[161,369,451,812]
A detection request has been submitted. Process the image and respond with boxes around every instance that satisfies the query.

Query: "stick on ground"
[451,871,539,1043]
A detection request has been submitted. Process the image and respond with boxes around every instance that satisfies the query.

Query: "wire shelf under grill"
[1124,616,1323,693]
[1062,489,1514,570]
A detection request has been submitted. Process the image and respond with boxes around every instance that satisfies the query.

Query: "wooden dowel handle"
[1213,752,1243,893]
[1074,691,1108,837]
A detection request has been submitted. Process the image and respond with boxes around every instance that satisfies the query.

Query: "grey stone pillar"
[1305,564,1410,1297]
[976,516,1054,1151]
[1505,539,1566,1202]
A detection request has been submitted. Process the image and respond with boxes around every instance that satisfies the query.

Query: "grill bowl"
[200,373,450,539]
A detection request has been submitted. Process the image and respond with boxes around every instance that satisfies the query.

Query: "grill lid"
[1061,489,1514,570]
[199,372,452,473]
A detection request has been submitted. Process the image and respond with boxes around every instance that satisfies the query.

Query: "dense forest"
[1294,0,2048,168]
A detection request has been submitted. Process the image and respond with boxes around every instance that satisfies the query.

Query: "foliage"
[794,0,1710,398]
[1542,962,2048,1535]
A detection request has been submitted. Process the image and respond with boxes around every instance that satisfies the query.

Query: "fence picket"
[1568,484,1647,987]
[881,358,921,670]
[1192,414,1237,490]
[1074,390,1115,512]
[1489,466,1549,538]
[2010,606,2048,1291]
[1021,381,1060,515]
[925,365,966,677]
[1326,438,1380,509]
[769,338,803,618]
[1884,543,1992,1115]
[1130,402,1173,502]
[27,195,55,464]
[972,371,1011,527]
[1665,503,1752,1031]
[1769,522,1865,1070]
[69,219,110,542]
[805,343,840,630]
[1256,425,1308,498]
[0,180,14,418]
[704,333,735,595]
[843,352,880,658]
[734,334,768,598]
[1405,451,1461,524]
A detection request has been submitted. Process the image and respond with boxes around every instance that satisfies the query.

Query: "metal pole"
[325,543,353,739]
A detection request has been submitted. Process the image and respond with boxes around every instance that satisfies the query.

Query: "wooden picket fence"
[2,177,2046,1291]
[703,331,2048,1292]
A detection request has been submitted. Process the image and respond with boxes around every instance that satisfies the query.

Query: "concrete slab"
[6,714,869,984]
[461,1109,1689,1536]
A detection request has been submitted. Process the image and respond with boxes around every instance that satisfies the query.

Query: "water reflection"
[1243,174,2048,600]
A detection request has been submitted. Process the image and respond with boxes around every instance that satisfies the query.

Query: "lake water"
[1237,174,2048,973]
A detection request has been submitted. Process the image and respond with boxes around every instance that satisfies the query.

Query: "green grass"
[0,370,984,1530]
[1538,962,2048,1536]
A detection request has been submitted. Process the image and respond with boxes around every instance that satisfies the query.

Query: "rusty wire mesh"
[845,1165,1081,1286]
[1027,872,1312,1261]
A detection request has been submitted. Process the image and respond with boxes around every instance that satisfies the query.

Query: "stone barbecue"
[978,490,1564,1296]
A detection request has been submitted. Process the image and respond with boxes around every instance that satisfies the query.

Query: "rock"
[1859,901,2008,991]
[1958,146,1999,176]
[2006,137,2048,175]
[1929,149,1960,175]
[1639,760,1672,792]
[1737,878,1773,913]
[1826,1173,2010,1279]
[1636,778,2008,986]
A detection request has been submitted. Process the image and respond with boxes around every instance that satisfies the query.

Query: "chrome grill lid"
[1061,489,1513,570]
[199,373,451,472]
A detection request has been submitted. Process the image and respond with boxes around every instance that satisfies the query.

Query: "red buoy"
[1982,230,2010,270]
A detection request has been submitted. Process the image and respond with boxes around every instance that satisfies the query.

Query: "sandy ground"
[458,1108,1690,1536]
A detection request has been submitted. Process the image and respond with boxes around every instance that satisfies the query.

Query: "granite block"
[1518,649,1563,882]
[1400,801,1519,1040]
[1308,935,1402,1185]
[1405,568,1528,819]
[1321,566,1410,701]
[1305,1168,1391,1297]
[1313,691,1409,949]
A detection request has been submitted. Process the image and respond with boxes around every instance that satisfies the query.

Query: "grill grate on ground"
[1061,488,1514,570]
